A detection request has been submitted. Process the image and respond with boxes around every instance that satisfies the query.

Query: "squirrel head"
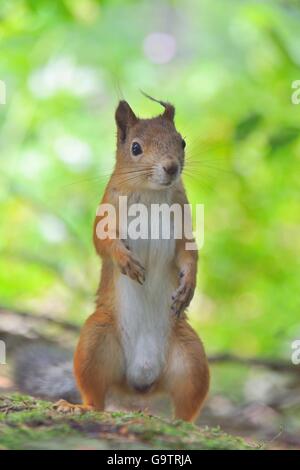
[114,94,185,191]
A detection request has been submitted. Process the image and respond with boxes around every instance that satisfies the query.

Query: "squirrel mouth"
[148,175,178,189]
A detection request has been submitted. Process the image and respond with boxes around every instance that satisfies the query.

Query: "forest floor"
[0,394,260,450]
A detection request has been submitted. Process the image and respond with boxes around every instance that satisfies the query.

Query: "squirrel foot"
[53,399,94,415]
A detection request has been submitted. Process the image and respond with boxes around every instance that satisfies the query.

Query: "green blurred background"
[1,0,300,444]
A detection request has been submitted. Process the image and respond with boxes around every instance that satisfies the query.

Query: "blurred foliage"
[0,0,300,360]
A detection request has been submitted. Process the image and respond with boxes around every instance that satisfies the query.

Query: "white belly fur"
[116,190,176,389]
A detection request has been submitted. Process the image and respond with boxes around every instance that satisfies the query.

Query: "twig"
[209,353,297,374]
[0,305,80,332]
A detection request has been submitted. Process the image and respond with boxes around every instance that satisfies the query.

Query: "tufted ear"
[115,101,137,142]
[162,102,175,121]
[140,91,175,122]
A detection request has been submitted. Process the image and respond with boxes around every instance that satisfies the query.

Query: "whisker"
[114,167,154,177]
[185,140,211,154]
[115,170,154,186]
[182,170,214,192]
[184,162,233,175]
[56,163,157,190]
[58,173,112,189]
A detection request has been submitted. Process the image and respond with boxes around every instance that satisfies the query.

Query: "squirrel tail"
[14,344,80,403]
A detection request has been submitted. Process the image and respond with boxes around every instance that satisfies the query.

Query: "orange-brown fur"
[55,98,209,421]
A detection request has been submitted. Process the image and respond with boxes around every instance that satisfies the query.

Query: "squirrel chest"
[116,190,176,390]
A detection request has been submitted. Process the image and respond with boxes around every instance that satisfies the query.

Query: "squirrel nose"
[163,163,178,176]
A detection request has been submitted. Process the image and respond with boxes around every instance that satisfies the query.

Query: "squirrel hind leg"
[53,399,95,415]
[163,329,210,422]
[72,310,124,412]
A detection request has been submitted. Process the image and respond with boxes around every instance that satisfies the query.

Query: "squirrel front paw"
[118,248,146,285]
[171,271,195,317]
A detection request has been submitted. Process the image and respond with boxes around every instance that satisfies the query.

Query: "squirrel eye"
[131,141,142,156]
[181,139,186,149]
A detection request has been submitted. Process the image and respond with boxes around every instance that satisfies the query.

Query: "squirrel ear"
[140,91,175,122]
[115,101,137,142]
[162,103,175,122]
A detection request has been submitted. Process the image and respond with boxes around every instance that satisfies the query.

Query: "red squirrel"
[54,95,209,422]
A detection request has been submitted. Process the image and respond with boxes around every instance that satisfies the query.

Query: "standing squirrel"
[20,95,209,422]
